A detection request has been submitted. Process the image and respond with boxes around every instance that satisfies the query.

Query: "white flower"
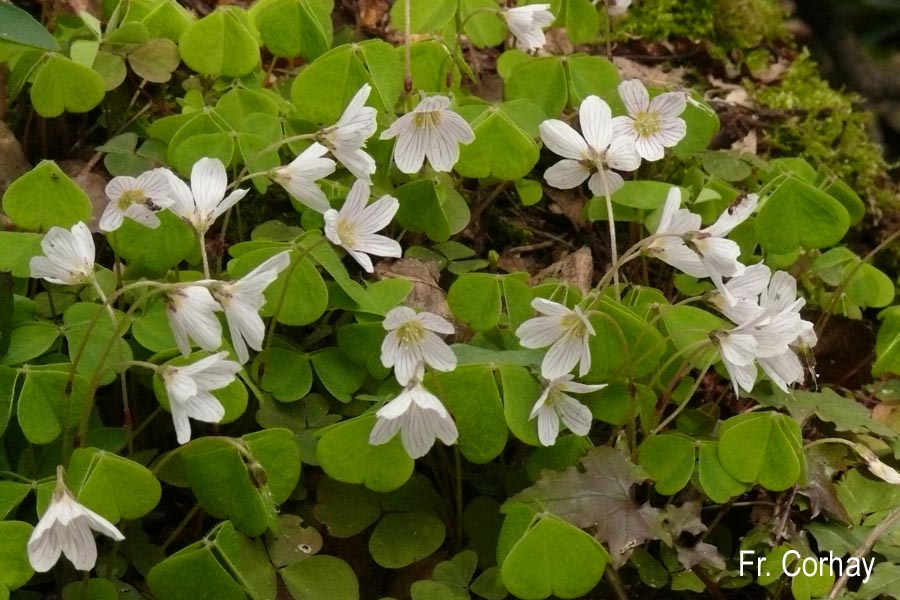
[647,189,757,306]
[708,263,772,324]
[165,285,223,356]
[379,95,475,174]
[369,381,458,458]
[539,95,641,197]
[30,222,96,286]
[320,84,378,183]
[100,169,174,232]
[516,298,595,379]
[271,142,337,213]
[502,4,555,52]
[27,466,124,572]
[159,351,241,444]
[164,158,248,235]
[531,375,604,446]
[381,306,457,385]
[606,0,632,16]
[324,180,401,273]
[210,252,291,364]
[712,270,814,395]
[611,80,687,161]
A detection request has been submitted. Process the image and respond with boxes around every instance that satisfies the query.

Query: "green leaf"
[875,306,900,377]
[717,411,803,491]
[148,521,274,600]
[16,369,87,445]
[253,346,312,402]
[565,54,618,104]
[390,0,457,33]
[3,160,92,231]
[369,513,446,569]
[500,514,607,600]
[250,0,332,60]
[1,322,59,366]
[671,98,720,159]
[282,555,359,600]
[857,563,900,600]
[844,263,895,308]
[659,305,722,367]
[128,38,180,83]
[822,176,865,226]
[460,0,506,47]
[585,296,666,380]
[426,366,507,464]
[609,181,679,210]
[313,477,381,538]
[504,56,567,117]
[178,7,259,77]
[62,579,118,600]
[0,481,29,519]
[696,441,748,503]
[291,40,403,124]
[67,448,161,521]
[638,434,695,495]
[455,101,543,180]
[0,521,34,593]
[180,429,301,535]
[499,365,542,447]
[317,414,414,492]
[701,151,752,182]
[311,348,366,402]
[448,273,502,332]
[30,54,106,117]
[557,0,599,44]
[756,176,850,254]
[63,302,132,386]
[0,4,59,50]
[515,179,543,206]
[0,232,42,277]
[395,179,470,243]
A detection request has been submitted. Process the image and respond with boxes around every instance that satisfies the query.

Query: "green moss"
[612,0,786,53]
[753,50,895,213]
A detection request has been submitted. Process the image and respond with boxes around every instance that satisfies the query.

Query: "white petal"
[588,169,624,197]
[544,159,591,190]
[536,405,560,446]
[516,316,564,348]
[610,115,637,141]
[384,306,417,330]
[635,136,665,162]
[541,337,581,379]
[345,248,375,273]
[539,120,588,160]
[705,193,758,237]
[649,91,687,119]
[415,312,455,334]
[190,158,228,213]
[652,118,687,147]
[369,413,404,446]
[99,203,125,232]
[556,395,593,436]
[619,80,650,116]
[357,195,400,234]
[60,519,97,571]
[718,332,757,366]
[377,390,415,420]
[759,352,803,392]
[579,96,612,151]
[605,136,641,172]
[419,332,457,372]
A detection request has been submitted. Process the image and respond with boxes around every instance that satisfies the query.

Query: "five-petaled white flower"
[502,4,555,52]
[531,375,604,446]
[30,222,96,286]
[164,158,248,235]
[708,263,772,324]
[380,95,475,174]
[165,285,223,356]
[100,169,174,232]
[210,251,291,364]
[647,188,757,306]
[712,270,814,395]
[320,84,378,183]
[271,142,337,214]
[516,298,595,379]
[612,80,687,161]
[539,95,641,197]
[28,466,124,572]
[381,306,457,385]
[369,381,458,458]
[324,180,401,273]
[159,351,241,444]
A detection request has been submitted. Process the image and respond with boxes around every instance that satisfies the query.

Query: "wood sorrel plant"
[1,1,899,599]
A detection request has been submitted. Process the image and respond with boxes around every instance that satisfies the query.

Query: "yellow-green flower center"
[561,312,588,339]
[117,188,146,210]
[414,111,441,129]
[337,217,358,247]
[633,111,661,138]
[397,320,425,346]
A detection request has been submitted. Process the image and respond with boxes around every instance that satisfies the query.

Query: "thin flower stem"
[454,446,464,553]
[199,231,211,279]
[119,372,133,456]
[829,505,900,598]
[126,407,162,447]
[161,505,201,552]
[649,356,713,436]
[597,169,620,299]
[404,0,412,92]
